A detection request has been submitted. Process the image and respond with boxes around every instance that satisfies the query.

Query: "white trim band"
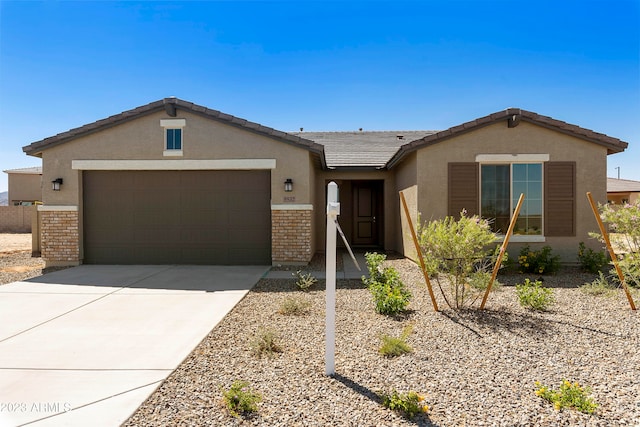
[475,154,549,163]
[38,205,78,212]
[72,159,277,170]
[497,234,546,243]
[160,119,186,127]
[271,204,314,210]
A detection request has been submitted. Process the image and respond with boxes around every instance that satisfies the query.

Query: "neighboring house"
[0,191,7,206]
[607,177,640,205]
[3,166,42,205]
[22,98,628,267]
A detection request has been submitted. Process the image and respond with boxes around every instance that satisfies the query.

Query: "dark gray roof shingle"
[607,177,640,193]
[292,131,436,168]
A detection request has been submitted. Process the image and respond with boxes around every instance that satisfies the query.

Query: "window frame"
[476,154,548,243]
[160,119,185,157]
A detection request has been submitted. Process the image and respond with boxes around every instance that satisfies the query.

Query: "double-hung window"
[160,119,185,156]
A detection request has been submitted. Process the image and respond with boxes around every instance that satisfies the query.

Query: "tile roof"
[607,177,640,193]
[3,166,42,174]
[291,131,436,168]
[21,101,629,171]
[23,98,326,168]
[387,108,629,168]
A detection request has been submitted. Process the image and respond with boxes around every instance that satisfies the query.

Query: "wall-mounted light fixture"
[284,178,293,192]
[52,178,63,191]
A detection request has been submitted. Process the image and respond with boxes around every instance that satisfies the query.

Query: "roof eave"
[22,98,328,167]
[386,108,629,168]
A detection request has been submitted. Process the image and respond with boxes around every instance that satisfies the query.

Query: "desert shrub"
[518,245,561,274]
[249,327,282,357]
[363,252,412,315]
[292,270,317,291]
[516,278,554,311]
[577,242,608,273]
[278,296,312,315]
[591,200,640,287]
[379,324,413,358]
[418,210,500,309]
[379,389,429,419]
[535,380,598,414]
[580,272,616,297]
[221,380,261,418]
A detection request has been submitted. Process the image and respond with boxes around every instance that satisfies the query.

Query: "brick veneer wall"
[41,210,79,264]
[272,209,312,264]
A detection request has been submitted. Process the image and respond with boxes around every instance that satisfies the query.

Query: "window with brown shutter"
[544,161,576,236]
[448,162,479,218]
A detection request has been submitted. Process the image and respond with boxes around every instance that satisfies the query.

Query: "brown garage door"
[83,170,271,264]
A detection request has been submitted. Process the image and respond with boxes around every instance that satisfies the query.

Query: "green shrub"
[516,278,554,311]
[278,296,312,315]
[580,272,616,297]
[418,210,500,309]
[518,245,561,274]
[363,252,412,315]
[591,200,640,287]
[221,380,261,418]
[292,270,317,291]
[249,328,282,357]
[379,389,429,419]
[616,256,640,288]
[577,242,608,273]
[379,324,413,358]
[535,380,598,414]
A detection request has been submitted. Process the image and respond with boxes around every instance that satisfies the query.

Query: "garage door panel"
[84,170,271,265]
[228,248,269,265]
[181,190,227,210]
[86,226,134,245]
[180,228,228,245]
[133,227,181,243]
[228,171,270,191]
[181,247,230,264]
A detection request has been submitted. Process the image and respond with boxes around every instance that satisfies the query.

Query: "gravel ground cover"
[125,257,640,427]
[0,234,44,285]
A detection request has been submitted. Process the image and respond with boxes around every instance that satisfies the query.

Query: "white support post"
[325,181,339,376]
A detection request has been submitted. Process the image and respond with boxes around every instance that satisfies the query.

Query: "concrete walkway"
[0,265,269,427]
[264,252,369,280]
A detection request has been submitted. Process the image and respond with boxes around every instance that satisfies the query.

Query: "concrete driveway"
[0,264,269,427]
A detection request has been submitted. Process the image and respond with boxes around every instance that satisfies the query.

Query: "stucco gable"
[23,98,326,167]
[387,108,629,168]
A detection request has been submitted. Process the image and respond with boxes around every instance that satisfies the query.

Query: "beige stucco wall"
[313,170,396,253]
[408,121,608,262]
[8,173,42,204]
[608,192,639,205]
[39,110,316,207]
[394,152,418,259]
[37,109,318,263]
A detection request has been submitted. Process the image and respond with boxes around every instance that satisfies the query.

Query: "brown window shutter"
[544,161,576,236]
[448,162,479,218]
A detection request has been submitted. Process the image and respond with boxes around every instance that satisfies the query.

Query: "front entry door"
[352,181,382,246]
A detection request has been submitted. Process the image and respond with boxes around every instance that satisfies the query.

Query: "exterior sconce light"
[284,178,293,192]
[52,178,63,191]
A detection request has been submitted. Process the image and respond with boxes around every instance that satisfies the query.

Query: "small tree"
[418,210,500,309]
[591,200,640,288]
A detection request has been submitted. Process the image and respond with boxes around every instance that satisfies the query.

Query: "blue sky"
[0,0,638,192]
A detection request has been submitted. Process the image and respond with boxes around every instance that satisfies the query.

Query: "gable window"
[166,128,182,150]
[480,163,542,235]
[160,119,185,156]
